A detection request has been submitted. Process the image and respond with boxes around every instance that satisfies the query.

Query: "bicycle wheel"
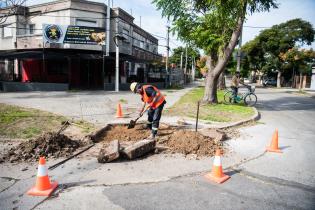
[224,90,233,103]
[244,93,257,106]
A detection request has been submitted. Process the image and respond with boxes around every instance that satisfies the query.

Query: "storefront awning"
[0,49,105,60]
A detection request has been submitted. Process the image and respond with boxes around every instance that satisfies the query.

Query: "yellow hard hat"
[130,82,138,93]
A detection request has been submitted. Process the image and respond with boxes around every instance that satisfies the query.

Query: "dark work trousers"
[231,86,238,102]
[147,102,165,136]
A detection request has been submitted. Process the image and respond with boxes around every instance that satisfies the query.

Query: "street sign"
[43,24,106,45]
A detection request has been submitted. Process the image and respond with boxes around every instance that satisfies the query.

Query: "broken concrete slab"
[121,139,156,160]
[97,140,120,163]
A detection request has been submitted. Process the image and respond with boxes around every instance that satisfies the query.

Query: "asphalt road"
[1,88,315,210]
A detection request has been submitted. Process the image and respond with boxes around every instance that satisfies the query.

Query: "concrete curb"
[214,107,260,129]
[164,106,260,130]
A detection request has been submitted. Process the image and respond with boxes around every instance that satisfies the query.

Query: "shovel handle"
[139,106,150,117]
[133,106,150,124]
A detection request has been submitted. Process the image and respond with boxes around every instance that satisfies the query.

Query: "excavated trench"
[95,123,225,157]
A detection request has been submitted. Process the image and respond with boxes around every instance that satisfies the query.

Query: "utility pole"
[106,0,110,56]
[115,18,119,92]
[140,16,142,28]
[236,27,243,73]
[184,46,188,84]
[166,24,170,74]
[180,51,183,84]
[192,57,195,81]
[180,51,183,71]
[103,0,111,90]
[165,23,170,87]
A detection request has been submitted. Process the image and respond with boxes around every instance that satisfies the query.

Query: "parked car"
[243,78,250,84]
[263,78,277,87]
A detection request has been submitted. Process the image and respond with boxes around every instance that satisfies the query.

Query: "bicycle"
[224,85,257,106]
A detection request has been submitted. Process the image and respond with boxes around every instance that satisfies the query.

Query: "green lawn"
[0,103,94,139]
[165,87,255,122]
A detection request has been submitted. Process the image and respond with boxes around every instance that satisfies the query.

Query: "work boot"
[147,133,155,140]
[142,124,152,130]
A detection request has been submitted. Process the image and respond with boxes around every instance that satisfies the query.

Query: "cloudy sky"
[27,0,315,54]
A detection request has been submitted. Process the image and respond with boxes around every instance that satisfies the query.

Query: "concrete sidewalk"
[0,83,198,127]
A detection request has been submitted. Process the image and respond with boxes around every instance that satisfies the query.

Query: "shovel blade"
[128,120,136,129]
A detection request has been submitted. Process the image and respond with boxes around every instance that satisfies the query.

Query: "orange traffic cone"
[266,129,282,153]
[27,157,58,196]
[115,103,123,118]
[204,149,230,184]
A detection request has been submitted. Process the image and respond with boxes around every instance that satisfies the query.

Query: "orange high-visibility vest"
[142,85,165,109]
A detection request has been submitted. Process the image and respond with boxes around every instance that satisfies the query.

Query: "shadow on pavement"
[255,96,315,111]
[278,146,291,151]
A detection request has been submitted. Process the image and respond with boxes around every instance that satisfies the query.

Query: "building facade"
[0,0,163,91]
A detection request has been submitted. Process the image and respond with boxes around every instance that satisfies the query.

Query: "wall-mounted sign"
[43,24,105,45]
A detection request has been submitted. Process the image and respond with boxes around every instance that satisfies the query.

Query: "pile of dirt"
[99,124,221,157]
[0,132,81,163]
[101,124,151,142]
[164,130,219,156]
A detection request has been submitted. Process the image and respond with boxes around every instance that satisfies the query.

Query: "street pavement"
[0,87,315,209]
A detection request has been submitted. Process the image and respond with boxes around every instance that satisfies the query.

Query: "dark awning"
[0,49,106,60]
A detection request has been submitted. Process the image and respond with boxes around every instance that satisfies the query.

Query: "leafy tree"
[242,18,315,87]
[153,0,277,103]
[280,48,315,88]
[0,0,27,25]
[196,56,208,76]
[169,46,200,69]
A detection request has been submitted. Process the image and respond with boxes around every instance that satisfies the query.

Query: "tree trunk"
[277,71,281,88]
[251,70,256,83]
[218,70,226,90]
[299,72,303,90]
[203,11,245,103]
[203,72,219,103]
[203,55,218,103]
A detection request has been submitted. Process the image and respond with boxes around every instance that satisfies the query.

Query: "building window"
[76,19,97,27]
[29,24,35,34]
[122,29,130,42]
[3,27,13,37]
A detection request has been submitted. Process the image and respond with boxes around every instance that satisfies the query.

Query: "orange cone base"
[115,116,123,118]
[27,182,58,196]
[266,147,282,153]
[204,173,230,184]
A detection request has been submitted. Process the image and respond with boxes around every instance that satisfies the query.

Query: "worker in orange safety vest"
[130,82,166,139]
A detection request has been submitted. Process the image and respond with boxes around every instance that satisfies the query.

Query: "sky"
[26,0,315,55]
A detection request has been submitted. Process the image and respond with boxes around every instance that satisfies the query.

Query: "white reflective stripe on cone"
[213,156,222,166]
[37,165,48,177]
[152,127,158,131]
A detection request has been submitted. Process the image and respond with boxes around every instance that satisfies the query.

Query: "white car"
[243,78,250,84]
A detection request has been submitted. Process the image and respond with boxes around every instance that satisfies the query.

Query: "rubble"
[97,140,120,163]
[121,139,156,160]
[0,132,81,163]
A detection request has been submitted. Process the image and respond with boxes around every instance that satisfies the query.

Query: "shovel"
[128,106,150,129]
